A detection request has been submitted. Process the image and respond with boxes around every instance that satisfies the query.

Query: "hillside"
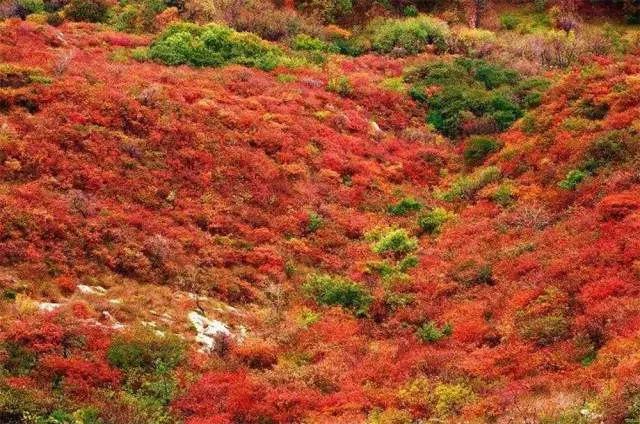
[0,0,640,423]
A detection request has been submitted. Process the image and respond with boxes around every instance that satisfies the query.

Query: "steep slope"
[1,14,640,424]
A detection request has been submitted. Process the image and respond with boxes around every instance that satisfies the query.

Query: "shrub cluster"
[558,130,633,190]
[326,75,352,96]
[297,0,353,24]
[407,58,549,138]
[65,0,109,22]
[110,0,167,33]
[107,329,185,372]
[437,166,501,202]
[417,207,454,235]
[451,259,494,286]
[148,23,284,70]
[368,15,451,56]
[463,136,500,166]
[515,287,570,346]
[387,197,422,216]
[416,321,452,343]
[369,228,418,257]
[302,274,372,316]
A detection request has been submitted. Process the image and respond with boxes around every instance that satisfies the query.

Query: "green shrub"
[516,287,570,346]
[463,136,500,166]
[417,207,454,235]
[500,14,520,30]
[307,211,323,232]
[0,386,47,420]
[534,0,547,12]
[291,33,338,53]
[369,228,418,256]
[558,169,587,190]
[582,131,628,172]
[451,260,494,286]
[110,0,166,33]
[2,342,37,375]
[332,35,369,56]
[387,197,422,216]
[149,23,284,70]
[65,0,109,22]
[433,383,474,417]
[492,182,515,207]
[302,274,372,316]
[626,394,640,423]
[403,5,418,17]
[416,321,452,343]
[452,28,497,57]
[407,58,547,138]
[107,329,185,372]
[369,15,451,55]
[46,11,64,25]
[17,0,44,14]
[326,75,352,96]
[298,0,353,23]
[577,99,609,120]
[438,166,501,201]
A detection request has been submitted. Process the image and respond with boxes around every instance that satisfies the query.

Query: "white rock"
[188,311,232,353]
[369,120,384,139]
[77,284,107,295]
[185,292,208,302]
[38,302,62,312]
[102,311,125,330]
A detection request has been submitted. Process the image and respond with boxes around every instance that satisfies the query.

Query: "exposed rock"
[101,311,125,329]
[188,311,232,353]
[38,302,62,312]
[77,284,107,295]
[369,120,385,140]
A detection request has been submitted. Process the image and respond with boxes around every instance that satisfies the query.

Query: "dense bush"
[558,169,587,190]
[438,166,501,201]
[291,33,338,53]
[17,0,44,14]
[110,0,167,33]
[368,15,451,55]
[148,23,284,70]
[417,207,454,235]
[302,274,372,316]
[577,99,609,120]
[416,321,452,343]
[387,197,422,216]
[107,329,185,372]
[232,1,322,41]
[463,136,500,166]
[500,13,520,30]
[306,211,324,232]
[451,260,494,286]
[46,10,64,25]
[326,75,352,96]
[492,182,515,207]
[452,28,497,58]
[65,0,108,22]
[407,58,548,138]
[369,228,418,257]
[297,0,353,23]
[516,287,570,346]
[582,131,629,172]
